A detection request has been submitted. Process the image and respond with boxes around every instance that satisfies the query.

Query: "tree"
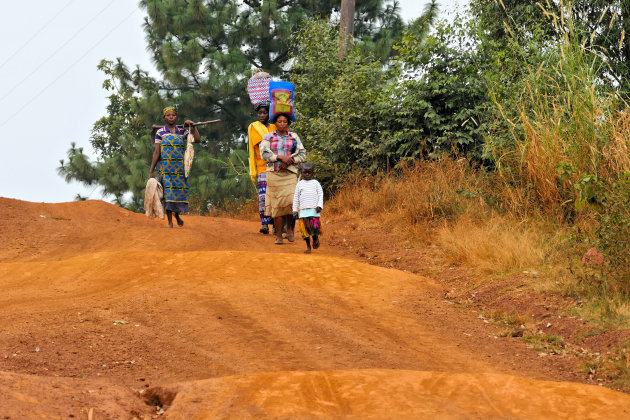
[339,0,356,58]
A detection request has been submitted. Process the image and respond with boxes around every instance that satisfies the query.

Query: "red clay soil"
[1,197,629,419]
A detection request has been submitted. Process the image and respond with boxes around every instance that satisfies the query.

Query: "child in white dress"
[292,163,323,253]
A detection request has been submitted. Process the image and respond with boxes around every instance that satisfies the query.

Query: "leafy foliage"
[393,12,490,159]
[292,2,490,187]
[471,0,630,93]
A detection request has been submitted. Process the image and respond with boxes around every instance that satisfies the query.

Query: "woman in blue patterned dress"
[149,105,200,228]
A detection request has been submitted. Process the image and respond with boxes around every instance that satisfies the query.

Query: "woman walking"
[149,104,200,228]
[248,102,276,234]
[260,113,306,244]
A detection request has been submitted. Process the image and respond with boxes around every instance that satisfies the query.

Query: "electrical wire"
[0,0,119,102]
[9,6,139,120]
[0,0,75,72]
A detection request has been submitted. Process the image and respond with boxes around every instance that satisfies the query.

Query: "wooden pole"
[339,0,355,60]
[151,119,221,129]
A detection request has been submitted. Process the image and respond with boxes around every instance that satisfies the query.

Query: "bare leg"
[304,237,311,253]
[166,210,174,228]
[313,235,320,249]
[175,212,184,227]
[273,216,283,244]
[286,213,295,242]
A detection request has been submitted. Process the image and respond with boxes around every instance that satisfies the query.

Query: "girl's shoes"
[259,226,269,234]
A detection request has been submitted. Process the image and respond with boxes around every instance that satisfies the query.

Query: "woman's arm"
[260,137,277,163]
[291,133,306,164]
[149,143,161,178]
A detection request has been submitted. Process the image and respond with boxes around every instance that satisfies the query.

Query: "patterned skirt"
[159,133,189,213]
[257,172,272,225]
[264,170,297,218]
[297,217,322,239]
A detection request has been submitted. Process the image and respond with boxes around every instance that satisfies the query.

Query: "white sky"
[1,0,463,203]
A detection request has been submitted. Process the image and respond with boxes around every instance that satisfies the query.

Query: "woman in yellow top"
[248,102,276,234]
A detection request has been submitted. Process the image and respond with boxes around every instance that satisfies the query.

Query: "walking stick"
[151,119,221,142]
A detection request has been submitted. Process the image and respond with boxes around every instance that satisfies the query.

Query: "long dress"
[248,121,276,226]
[155,125,190,213]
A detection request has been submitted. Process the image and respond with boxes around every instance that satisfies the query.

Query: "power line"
[0,0,118,102]
[9,6,139,122]
[0,0,75,72]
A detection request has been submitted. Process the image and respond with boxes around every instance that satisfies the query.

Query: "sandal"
[313,236,320,249]
[274,238,283,245]
[287,232,295,242]
[259,226,269,234]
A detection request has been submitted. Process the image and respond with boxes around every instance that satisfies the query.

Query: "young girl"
[292,163,323,253]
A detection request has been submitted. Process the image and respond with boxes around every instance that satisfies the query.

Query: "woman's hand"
[278,155,294,166]
[184,119,194,127]
[150,172,155,179]
[316,206,322,213]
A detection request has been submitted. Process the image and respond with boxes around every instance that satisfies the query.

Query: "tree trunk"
[338,0,355,59]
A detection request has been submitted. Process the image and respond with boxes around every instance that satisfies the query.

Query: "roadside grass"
[479,309,530,328]
[580,340,630,392]
[436,215,550,274]
[327,159,560,277]
[532,264,630,330]
[523,333,566,354]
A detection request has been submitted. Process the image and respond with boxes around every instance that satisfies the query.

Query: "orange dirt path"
[1,198,629,419]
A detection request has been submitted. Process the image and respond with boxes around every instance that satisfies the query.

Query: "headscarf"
[162,104,178,116]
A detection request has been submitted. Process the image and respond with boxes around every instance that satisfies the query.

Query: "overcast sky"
[1,0,464,203]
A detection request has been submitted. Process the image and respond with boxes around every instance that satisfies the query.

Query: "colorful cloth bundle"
[184,130,195,178]
[269,81,296,122]
[247,69,272,107]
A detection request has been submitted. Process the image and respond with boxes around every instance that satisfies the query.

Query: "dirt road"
[1,198,629,419]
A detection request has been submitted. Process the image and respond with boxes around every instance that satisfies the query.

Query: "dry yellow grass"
[327,159,555,275]
[436,215,548,274]
[329,159,487,222]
